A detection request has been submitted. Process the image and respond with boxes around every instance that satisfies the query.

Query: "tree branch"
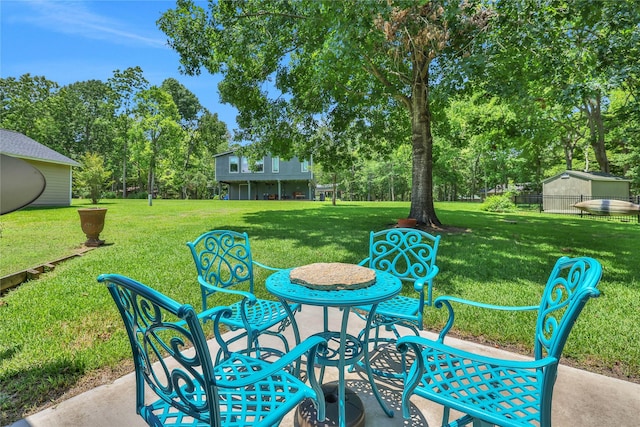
[238,11,308,20]
[362,55,410,108]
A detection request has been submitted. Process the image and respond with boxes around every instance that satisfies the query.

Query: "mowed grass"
[1,199,639,424]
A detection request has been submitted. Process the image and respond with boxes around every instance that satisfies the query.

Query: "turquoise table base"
[267,267,402,427]
[295,382,365,427]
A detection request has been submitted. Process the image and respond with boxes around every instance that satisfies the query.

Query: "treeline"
[313,85,640,202]
[1,68,230,200]
[2,47,640,203]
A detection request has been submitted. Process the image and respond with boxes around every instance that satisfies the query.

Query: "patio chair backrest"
[396,256,602,427]
[534,256,602,360]
[187,230,255,294]
[364,228,440,285]
[99,273,221,426]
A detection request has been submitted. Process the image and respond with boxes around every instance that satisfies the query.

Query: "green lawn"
[1,199,639,424]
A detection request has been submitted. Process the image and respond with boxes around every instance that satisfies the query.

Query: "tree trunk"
[562,134,574,170]
[408,67,441,227]
[120,118,130,199]
[584,93,609,173]
[148,152,156,203]
[389,163,395,201]
[122,140,128,199]
[471,153,480,198]
[182,130,195,199]
[331,173,337,206]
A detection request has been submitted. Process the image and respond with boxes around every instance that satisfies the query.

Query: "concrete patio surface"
[9,305,639,427]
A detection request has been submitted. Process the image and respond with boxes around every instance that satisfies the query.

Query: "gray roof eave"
[542,170,631,183]
[6,153,80,167]
[0,129,80,166]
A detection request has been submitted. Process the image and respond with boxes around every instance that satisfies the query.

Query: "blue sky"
[1,0,239,131]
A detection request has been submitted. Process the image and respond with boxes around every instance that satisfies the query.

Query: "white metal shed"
[542,170,631,213]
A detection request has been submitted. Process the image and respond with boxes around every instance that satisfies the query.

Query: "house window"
[241,157,249,173]
[229,156,239,173]
[254,158,264,173]
[272,157,280,173]
[301,159,309,172]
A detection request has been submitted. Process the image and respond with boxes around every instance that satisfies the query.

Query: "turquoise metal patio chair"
[353,228,441,377]
[397,256,602,427]
[187,230,300,361]
[99,273,326,427]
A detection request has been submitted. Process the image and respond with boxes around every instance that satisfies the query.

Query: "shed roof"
[542,170,630,184]
[0,129,80,166]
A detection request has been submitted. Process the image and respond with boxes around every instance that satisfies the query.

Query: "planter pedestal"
[78,208,107,247]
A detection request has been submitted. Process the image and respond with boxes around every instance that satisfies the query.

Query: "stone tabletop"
[289,262,376,291]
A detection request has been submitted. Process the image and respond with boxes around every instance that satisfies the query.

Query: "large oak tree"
[158,0,492,226]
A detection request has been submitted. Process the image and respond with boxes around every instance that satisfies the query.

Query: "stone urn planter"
[397,218,417,228]
[78,207,107,247]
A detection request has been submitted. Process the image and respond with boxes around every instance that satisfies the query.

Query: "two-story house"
[214,151,314,200]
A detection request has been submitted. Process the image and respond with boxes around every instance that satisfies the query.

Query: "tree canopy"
[159,0,495,226]
[1,1,638,206]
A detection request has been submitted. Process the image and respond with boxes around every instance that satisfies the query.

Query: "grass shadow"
[0,344,21,362]
[0,358,86,425]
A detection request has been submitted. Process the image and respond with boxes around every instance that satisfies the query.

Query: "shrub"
[481,194,517,212]
[74,153,113,204]
[125,191,148,199]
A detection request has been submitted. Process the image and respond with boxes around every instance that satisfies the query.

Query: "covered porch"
[220,179,314,200]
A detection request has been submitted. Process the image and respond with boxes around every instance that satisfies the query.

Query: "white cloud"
[15,0,167,49]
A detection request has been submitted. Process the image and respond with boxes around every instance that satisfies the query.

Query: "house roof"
[213,150,235,158]
[542,170,631,184]
[0,129,80,166]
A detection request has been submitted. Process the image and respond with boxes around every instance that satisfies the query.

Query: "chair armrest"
[214,335,328,388]
[252,260,283,272]
[197,277,257,304]
[413,265,439,291]
[197,305,234,322]
[435,295,539,312]
[396,334,556,371]
[434,296,539,341]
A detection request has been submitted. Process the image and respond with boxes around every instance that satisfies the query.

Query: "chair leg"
[356,322,420,379]
[317,364,327,385]
[274,303,303,376]
[442,407,451,427]
[471,417,494,427]
[248,332,260,359]
[441,413,484,427]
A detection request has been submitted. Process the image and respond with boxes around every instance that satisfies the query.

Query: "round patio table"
[266,264,402,427]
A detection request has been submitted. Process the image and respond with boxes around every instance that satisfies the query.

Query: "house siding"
[1,129,79,207]
[215,152,313,200]
[27,159,73,206]
[215,154,310,182]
